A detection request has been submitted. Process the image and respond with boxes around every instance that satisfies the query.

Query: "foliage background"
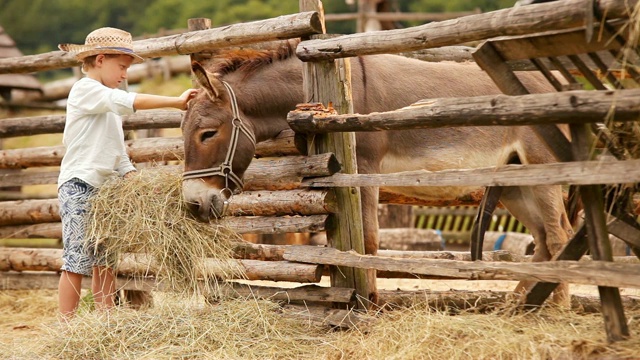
[1,0,514,55]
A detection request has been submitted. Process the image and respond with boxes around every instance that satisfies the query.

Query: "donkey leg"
[499,185,572,306]
[470,186,503,261]
[360,185,380,306]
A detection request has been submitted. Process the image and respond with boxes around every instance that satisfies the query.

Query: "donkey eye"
[200,130,217,143]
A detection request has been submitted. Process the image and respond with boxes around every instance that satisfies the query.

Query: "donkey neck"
[221,57,303,143]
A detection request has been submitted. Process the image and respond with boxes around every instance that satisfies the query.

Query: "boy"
[57,27,197,317]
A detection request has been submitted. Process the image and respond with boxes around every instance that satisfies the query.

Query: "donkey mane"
[211,39,299,77]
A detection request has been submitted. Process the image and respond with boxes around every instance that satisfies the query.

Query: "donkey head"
[181,62,257,221]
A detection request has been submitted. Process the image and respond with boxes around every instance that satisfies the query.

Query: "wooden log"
[378,289,640,314]
[214,283,355,303]
[218,214,327,234]
[13,56,192,103]
[483,232,534,255]
[0,189,331,226]
[0,12,322,74]
[310,228,443,251]
[0,215,327,239]
[281,304,373,329]
[400,46,620,72]
[0,150,328,188]
[0,271,155,291]
[0,222,62,240]
[287,89,640,134]
[0,199,59,226]
[0,135,299,170]
[302,159,640,188]
[283,246,640,289]
[295,0,635,61]
[0,247,322,283]
[324,10,480,23]
[0,111,181,138]
[300,1,371,308]
[227,189,336,216]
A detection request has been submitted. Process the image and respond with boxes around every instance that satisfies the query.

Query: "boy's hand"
[124,170,137,179]
[179,89,199,110]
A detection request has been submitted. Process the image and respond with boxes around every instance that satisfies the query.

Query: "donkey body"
[182,44,573,304]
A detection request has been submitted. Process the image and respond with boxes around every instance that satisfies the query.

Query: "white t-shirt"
[58,77,138,189]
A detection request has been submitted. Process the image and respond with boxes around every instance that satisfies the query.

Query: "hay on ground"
[4,290,639,360]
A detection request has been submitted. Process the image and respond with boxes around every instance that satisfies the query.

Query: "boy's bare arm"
[133,89,198,111]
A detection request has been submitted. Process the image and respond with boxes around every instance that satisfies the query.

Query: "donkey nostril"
[186,201,201,215]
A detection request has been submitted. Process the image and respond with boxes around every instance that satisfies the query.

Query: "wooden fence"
[0,0,639,335]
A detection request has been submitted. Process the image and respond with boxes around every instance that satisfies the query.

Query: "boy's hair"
[81,54,122,72]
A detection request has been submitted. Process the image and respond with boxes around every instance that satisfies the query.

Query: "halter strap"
[183,81,256,194]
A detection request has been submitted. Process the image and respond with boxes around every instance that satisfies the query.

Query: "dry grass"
[87,167,246,296]
[2,289,640,360]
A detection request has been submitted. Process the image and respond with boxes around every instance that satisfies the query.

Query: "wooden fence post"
[299,0,372,309]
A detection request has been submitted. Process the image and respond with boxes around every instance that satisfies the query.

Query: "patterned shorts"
[58,178,108,276]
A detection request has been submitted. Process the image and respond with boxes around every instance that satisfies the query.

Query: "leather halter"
[182,81,256,208]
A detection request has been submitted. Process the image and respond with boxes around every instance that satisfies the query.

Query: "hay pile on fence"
[605,1,640,160]
[86,167,245,295]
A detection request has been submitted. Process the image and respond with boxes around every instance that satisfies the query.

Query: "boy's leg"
[58,178,97,317]
[92,266,116,310]
[58,270,83,317]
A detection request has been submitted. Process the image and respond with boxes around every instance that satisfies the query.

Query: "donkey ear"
[191,61,224,101]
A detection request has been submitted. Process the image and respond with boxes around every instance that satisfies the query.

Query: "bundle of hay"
[86,167,245,296]
[603,1,640,160]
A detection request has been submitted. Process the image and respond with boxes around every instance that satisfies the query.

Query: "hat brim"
[59,44,144,64]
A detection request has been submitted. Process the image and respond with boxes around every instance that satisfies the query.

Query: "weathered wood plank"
[0,12,322,74]
[281,304,373,329]
[283,246,640,289]
[287,89,640,133]
[296,0,635,61]
[0,271,154,291]
[300,0,372,309]
[0,247,323,283]
[302,159,640,188]
[215,283,356,303]
[0,135,305,173]
[0,214,327,239]
[0,111,182,138]
[0,191,331,226]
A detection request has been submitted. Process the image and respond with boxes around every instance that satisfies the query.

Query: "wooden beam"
[0,12,323,74]
[296,0,635,61]
[302,159,640,188]
[0,214,327,238]
[287,89,640,133]
[301,0,371,310]
[0,247,323,283]
[283,246,640,289]
[215,283,356,304]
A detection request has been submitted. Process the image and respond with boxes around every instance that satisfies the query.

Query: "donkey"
[181,41,574,305]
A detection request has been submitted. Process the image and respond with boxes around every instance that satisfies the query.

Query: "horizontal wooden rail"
[287,89,640,133]
[0,110,183,138]
[302,159,640,188]
[296,0,635,61]
[0,132,302,170]
[0,12,322,74]
[0,152,334,190]
[284,246,640,289]
[323,10,480,22]
[0,188,333,227]
[0,214,328,238]
[0,247,323,283]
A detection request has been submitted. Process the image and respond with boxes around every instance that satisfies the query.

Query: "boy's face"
[94,54,134,89]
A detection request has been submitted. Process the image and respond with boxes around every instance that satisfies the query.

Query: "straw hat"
[58,27,144,63]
